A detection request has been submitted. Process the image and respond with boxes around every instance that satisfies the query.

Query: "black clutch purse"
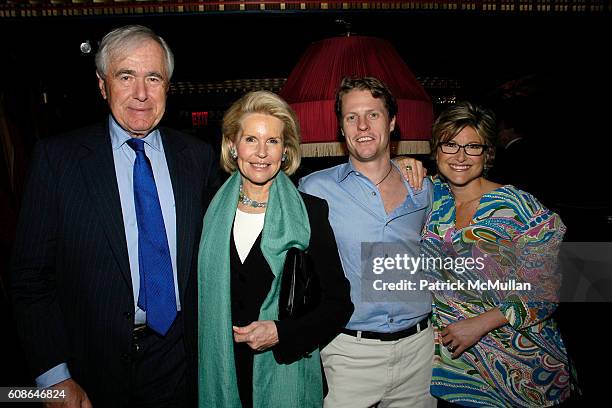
[278,247,320,320]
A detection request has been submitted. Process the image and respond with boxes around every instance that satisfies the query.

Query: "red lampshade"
[280,35,433,157]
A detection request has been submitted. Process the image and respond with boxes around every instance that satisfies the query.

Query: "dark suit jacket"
[10,121,218,405]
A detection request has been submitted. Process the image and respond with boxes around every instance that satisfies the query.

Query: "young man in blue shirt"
[299,76,436,408]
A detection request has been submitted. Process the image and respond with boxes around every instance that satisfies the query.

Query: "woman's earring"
[230,148,237,160]
[281,153,287,162]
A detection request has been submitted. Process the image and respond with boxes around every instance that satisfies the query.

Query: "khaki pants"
[321,325,436,408]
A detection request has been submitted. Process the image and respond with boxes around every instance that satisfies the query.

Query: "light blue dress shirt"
[110,116,180,322]
[36,116,180,388]
[299,159,432,332]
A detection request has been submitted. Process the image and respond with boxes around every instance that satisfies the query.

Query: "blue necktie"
[127,138,176,336]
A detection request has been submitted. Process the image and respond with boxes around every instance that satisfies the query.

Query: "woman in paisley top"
[421,101,575,407]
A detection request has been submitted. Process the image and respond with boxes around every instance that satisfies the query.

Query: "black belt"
[341,315,429,341]
[133,324,154,339]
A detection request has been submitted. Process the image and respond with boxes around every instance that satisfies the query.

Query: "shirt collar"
[339,157,390,182]
[337,160,357,182]
[390,160,417,201]
[434,175,452,195]
[338,157,420,203]
[108,115,162,152]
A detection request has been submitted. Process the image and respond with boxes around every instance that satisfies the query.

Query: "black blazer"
[194,192,354,362]
[225,193,353,408]
[274,193,353,363]
[10,122,218,404]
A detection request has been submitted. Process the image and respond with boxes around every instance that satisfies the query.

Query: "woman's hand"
[441,308,508,358]
[392,156,426,190]
[233,320,279,351]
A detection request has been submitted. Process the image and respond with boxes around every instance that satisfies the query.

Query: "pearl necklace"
[238,184,267,208]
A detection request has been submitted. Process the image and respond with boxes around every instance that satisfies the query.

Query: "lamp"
[280,35,433,157]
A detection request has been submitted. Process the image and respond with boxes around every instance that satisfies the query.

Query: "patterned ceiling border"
[1,0,610,19]
[168,76,462,95]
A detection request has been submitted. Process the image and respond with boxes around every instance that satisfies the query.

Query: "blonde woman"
[195,91,353,407]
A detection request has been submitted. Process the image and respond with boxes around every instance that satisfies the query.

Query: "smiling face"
[436,126,486,188]
[231,113,286,190]
[97,39,168,138]
[341,89,396,163]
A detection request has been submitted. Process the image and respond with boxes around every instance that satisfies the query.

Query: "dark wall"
[1,11,609,136]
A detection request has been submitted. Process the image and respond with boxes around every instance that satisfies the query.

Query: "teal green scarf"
[197,171,323,407]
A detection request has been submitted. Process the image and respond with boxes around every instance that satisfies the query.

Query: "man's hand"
[233,320,279,351]
[45,378,92,408]
[393,156,426,190]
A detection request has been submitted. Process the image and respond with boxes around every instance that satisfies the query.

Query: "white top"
[233,208,265,263]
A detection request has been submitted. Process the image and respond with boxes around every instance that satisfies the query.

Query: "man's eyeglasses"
[438,141,488,156]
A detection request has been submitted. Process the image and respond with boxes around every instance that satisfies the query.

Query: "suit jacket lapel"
[161,129,192,300]
[79,122,132,289]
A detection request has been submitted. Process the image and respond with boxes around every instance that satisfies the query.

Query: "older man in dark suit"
[10,25,218,408]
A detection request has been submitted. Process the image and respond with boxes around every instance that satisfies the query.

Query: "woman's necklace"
[375,164,393,186]
[238,184,267,208]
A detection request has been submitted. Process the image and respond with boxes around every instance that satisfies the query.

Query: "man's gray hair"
[95,25,174,79]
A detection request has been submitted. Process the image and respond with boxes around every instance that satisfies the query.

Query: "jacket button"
[121,352,131,363]
[124,311,133,320]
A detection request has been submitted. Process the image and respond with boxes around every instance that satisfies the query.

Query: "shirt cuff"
[35,363,71,389]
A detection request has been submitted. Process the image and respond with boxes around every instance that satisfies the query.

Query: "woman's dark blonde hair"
[220,90,301,175]
[431,101,497,168]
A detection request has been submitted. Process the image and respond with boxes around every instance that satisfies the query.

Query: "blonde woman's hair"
[220,90,301,175]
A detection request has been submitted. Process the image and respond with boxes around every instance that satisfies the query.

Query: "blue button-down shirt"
[110,116,180,322]
[36,117,180,388]
[299,159,432,332]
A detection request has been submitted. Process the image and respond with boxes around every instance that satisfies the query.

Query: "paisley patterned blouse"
[421,177,574,407]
